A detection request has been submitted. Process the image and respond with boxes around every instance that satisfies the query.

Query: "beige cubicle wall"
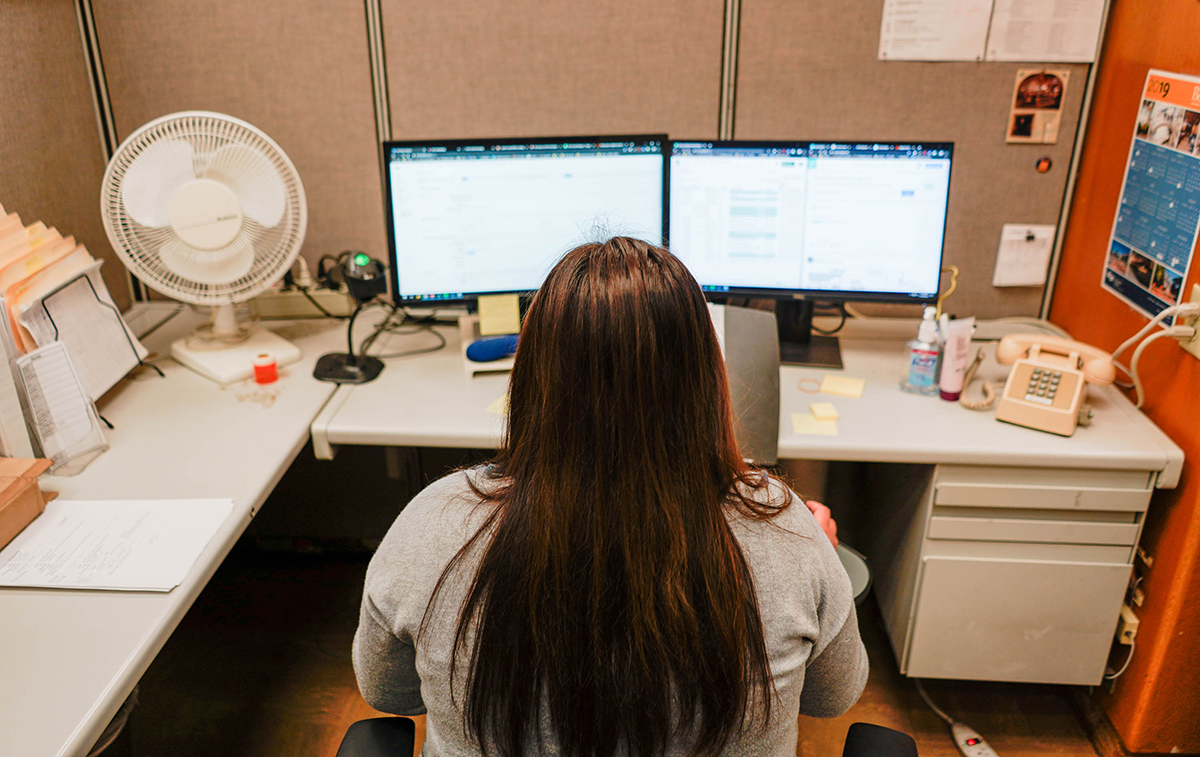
[91,0,388,270]
[735,0,1091,319]
[380,0,727,140]
[0,0,130,310]
[6,1,1100,318]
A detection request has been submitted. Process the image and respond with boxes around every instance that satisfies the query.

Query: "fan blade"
[159,234,255,286]
[121,139,196,227]
[204,144,286,227]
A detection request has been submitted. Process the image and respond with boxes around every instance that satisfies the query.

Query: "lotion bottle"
[900,306,941,396]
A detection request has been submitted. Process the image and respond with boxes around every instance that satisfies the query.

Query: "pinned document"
[477,294,521,336]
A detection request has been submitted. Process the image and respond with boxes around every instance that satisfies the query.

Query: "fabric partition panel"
[91,0,387,273]
[0,0,131,310]
[735,0,1090,319]
[380,0,726,140]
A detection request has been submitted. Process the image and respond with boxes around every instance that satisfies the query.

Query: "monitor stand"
[776,300,843,370]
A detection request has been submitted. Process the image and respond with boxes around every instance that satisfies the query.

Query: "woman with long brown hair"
[354,237,867,756]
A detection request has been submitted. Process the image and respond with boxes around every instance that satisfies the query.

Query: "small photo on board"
[1150,264,1183,304]
[1144,102,1183,147]
[1014,72,1065,109]
[1127,250,1155,288]
[1172,110,1200,153]
[1108,240,1131,276]
[1136,99,1155,137]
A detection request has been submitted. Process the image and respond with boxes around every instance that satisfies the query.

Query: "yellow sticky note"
[485,394,509,415]
[477,294,521,336]
[819,375,865,398]
[792,413,838,436]
[810,402,839,421]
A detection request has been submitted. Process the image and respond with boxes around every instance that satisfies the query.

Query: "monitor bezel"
[382,134,670,306]
[665,139,955,305]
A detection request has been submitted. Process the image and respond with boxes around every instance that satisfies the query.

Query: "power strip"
[252,287,355,319]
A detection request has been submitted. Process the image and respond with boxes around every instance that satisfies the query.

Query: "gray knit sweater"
[353,472,868,756]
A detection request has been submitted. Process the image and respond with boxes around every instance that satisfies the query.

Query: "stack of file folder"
[0,202,147,473]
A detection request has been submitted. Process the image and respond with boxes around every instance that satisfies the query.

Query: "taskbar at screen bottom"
[698,286,938,303]
[400,290,535,304]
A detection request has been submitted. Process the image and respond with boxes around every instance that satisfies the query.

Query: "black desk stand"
[776,299,843,370]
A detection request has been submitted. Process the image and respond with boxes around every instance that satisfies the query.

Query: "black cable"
[298,287,347,319]
[812,303,848,335]
[356,304,449,359]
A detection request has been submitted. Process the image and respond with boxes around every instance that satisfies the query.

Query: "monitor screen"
[384,136,666,303]
[668,141,953,302]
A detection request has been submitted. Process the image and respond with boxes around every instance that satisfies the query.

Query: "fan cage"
[101,112,307,305]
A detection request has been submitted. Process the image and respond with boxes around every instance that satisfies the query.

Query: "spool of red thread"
[253,353,278,384]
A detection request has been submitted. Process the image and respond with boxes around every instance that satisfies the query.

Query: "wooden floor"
[126,545,1100,757]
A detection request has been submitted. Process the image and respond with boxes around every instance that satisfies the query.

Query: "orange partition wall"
[1049,1,1200,751]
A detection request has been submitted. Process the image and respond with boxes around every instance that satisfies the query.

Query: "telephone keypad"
[1024,368,1064,405]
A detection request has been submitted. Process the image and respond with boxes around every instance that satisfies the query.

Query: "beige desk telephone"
[994,334,1116,436]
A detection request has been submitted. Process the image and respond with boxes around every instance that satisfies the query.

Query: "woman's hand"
[805,499,838,548]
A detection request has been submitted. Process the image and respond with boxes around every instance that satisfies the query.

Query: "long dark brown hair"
[427,237,787,757]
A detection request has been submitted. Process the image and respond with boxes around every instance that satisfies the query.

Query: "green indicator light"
[353,253,370,267]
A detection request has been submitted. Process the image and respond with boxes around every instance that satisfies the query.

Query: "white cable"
[1104,639,1136,680]
[914,679,955,725]
[1129,326,1194,408]
[1113,303,1199,367]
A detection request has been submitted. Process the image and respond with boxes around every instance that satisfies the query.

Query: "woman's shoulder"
[728,474,828,550]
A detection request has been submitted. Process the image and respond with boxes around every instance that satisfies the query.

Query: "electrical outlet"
[1179,284,1200,360]
[1117,604,1140,645]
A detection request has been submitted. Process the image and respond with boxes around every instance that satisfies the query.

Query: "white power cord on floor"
[914,679,1001,757]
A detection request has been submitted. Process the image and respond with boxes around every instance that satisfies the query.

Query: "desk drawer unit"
[878,465,1150,685]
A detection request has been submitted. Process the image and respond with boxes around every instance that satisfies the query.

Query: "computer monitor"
[383,136,667,304]
[669,140,953,367]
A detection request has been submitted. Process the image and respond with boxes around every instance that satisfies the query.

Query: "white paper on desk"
[16,341,106,467]
[986,0,1105,62]
[19,261,147,400]
[993,224,1056,286]
[0,499,234,591]
[878,0,993,61]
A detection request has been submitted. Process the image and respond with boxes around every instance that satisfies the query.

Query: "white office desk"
[312,316,1184,686]
[0,309,347,757]
[312,320,1182,485]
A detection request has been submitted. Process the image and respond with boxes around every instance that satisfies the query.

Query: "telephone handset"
[994,334,1115,436]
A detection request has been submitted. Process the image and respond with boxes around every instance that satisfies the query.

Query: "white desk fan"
[100,111,307,384]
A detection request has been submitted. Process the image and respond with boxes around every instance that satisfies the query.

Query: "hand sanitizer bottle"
[900,306,941,396]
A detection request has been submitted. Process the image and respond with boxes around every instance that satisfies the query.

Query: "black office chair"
[335,717,917,757]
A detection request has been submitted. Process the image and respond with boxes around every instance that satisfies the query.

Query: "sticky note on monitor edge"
[477,294,521,336]
[819,374,865,398]
[792,413,838,436]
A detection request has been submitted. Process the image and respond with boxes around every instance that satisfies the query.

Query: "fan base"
[313,353,384,384]
[171,327,301,384]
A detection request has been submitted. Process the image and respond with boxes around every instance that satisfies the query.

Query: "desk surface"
[0,309,346,757]
[312,317,1184,487]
